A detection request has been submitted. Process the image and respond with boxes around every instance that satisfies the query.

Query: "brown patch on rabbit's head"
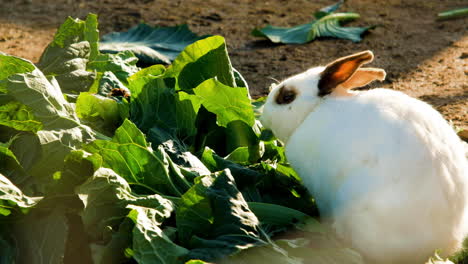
[275,85,298,105]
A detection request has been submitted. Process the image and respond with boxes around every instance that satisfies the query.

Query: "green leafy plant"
[252,0,373,44]
[0,13,362,264]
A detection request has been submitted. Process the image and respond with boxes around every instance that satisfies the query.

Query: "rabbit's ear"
[318,51,374,96]
[332,68,386,97]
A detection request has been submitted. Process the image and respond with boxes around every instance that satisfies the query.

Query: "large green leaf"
[6,70,79,129]
[183,78,255,128]
[0,53,96,183]
[37,14,99,93]
[83,119,191,196]
[0,55,92,131]
[127,65,167,132]
[128,65,199,139]
[44,14,99,60]
[166,35,235,91]
[100,24,208,65]
[252,1,372,44]
[176,169,266,262]
[181,77,259,158]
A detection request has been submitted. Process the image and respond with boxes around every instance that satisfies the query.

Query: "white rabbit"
[261,51,468,264]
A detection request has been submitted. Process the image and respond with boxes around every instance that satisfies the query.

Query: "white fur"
[261,66,468,263]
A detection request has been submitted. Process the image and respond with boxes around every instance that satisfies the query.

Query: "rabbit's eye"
[275,86,297,105]
[282,92,296,103]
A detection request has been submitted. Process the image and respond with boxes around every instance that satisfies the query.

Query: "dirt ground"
[0,0,466,130]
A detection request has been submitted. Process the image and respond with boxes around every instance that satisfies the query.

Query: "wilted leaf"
[252,1,372,44]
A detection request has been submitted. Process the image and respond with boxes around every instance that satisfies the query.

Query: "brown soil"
[0,0,467,129]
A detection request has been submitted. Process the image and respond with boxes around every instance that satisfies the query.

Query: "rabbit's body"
[261,51,468,263]
[286,88,468,263]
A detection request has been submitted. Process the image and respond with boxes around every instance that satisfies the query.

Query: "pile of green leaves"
[0,14,366,264]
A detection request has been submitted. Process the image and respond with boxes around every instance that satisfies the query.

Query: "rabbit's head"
[261,50,386,143]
